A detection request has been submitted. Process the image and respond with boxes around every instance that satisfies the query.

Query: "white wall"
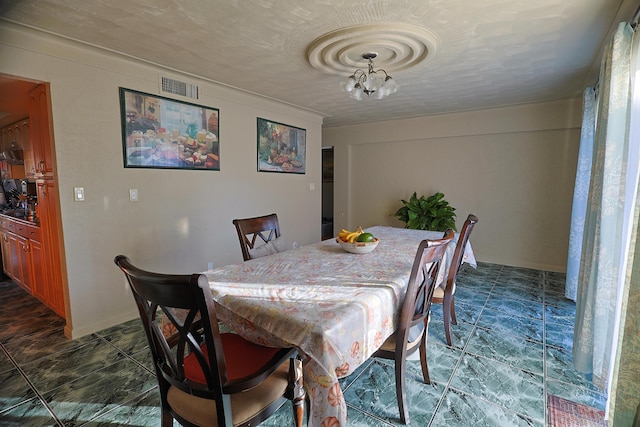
[324,99,582,271]
[0,22,324,338]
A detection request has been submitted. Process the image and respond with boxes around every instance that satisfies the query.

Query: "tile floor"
[0,262,606,426]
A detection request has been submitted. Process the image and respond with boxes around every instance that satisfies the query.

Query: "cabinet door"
[0,126,7,152]
[37,180,65,316]
[30,239,46,302]
[28,84,54,177]
[19,119,34,179]
[7,232,29,291]
[1,231,12,278]
[0,128,9,179]
[5,125,16,149]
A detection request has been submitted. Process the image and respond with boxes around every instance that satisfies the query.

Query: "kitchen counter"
[0,210,39,226]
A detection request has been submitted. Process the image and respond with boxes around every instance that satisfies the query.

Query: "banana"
[338,227,364,243]
[346,231,361,242]
[338,229,350,241]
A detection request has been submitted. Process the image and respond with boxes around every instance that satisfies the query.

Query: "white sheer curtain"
[565,88,596,301]
[571,22,636,391]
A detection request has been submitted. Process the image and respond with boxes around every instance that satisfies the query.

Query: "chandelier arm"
[342,52,398,100]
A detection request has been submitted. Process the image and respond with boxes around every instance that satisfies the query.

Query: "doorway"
[322,147,334,240]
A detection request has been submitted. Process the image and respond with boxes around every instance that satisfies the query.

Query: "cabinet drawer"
[25,224,41,242]
[0,215,40,240]
[0,219,16,233]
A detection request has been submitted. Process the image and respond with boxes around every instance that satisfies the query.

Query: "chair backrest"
[114,255,230,424]
[445,214,478,291]
[232,213,281,261]
[395,229,454,353]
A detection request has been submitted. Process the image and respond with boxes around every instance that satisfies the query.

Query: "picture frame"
[257,118,306,174]
[119,88,220,170]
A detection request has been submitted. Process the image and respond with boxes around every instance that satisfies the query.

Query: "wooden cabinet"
[29,238,46,302]
[28,84,54,178]
[0,218,40,294]
[36,180,64,316]
[0,126,9,152]
[19,119,33,180]
[0,118,29,179]
[0,215,48,305]
[9,232,30,291]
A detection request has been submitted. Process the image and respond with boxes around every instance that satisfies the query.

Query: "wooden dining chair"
[114,255,305,427]
[232,213,284,261]
[432,214,478,346]
[372,229,454,424]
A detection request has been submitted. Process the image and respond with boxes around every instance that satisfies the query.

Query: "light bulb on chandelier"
[341,53,399,101]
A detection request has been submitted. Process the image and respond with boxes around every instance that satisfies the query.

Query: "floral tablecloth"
[205,226,475,427]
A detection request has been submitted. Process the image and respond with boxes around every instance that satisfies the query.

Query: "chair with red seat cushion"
[432,214,478,346]
[114,255,305,427]
[371,229,454,424]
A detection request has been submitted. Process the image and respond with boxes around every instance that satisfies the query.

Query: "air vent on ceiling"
[160,76,199,100]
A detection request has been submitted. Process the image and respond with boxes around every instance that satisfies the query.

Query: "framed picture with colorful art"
[257,117,306,174]
[119,88,220,170]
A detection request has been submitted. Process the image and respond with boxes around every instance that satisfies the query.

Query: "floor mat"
[548,395,607,427]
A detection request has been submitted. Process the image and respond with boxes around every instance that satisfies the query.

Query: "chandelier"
[341,53,399,100]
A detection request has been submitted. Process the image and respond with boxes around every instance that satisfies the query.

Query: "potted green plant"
[393,192,457,231]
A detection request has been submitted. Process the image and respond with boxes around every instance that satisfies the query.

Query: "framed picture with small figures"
[119,88,220,170]
[257,117,306,174]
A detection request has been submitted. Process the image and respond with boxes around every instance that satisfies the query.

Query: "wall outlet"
[292,241,298,249]
[129,188,139,202]
[207,262,214,270]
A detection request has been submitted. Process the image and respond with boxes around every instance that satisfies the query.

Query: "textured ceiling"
[0,0,635,127]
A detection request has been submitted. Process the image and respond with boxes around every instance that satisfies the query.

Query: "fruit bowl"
[336,237,379,254]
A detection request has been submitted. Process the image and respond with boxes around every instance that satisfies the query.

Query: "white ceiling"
[0,0,637,127]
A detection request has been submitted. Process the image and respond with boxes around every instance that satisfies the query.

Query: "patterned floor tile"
[80,389,171,427]
[0,397,59,426]
[343,359,445,425]
[450,353,545,422]
[546,324,574,351]
[41,358,157,426]
[0,348,15,375]
[428,318,475,347]
[430,387,544,426]
[431,299,484,327]
[477,307,544,342]
[484,296,544,320]
[3,327,94,366]
[490,284,544,303]
[20,338,128,394]
[466,327,544,375]
[544,346,601,391]
[0,368,38,414]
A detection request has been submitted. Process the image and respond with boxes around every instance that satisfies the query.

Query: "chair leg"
[395,357,410,424]
[288,358,305,427]
[161,410,173,427]
[419,330,432,385]
[442,292,454,346]
[450,294,457,325]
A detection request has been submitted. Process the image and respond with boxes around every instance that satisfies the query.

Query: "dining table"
[204,225,476,427]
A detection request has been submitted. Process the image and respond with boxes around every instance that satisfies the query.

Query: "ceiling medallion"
[306,22,439,76]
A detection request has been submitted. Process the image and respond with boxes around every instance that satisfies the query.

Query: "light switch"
[309,183,316,191]
[74,187,85,202]
[129,188,139,202]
